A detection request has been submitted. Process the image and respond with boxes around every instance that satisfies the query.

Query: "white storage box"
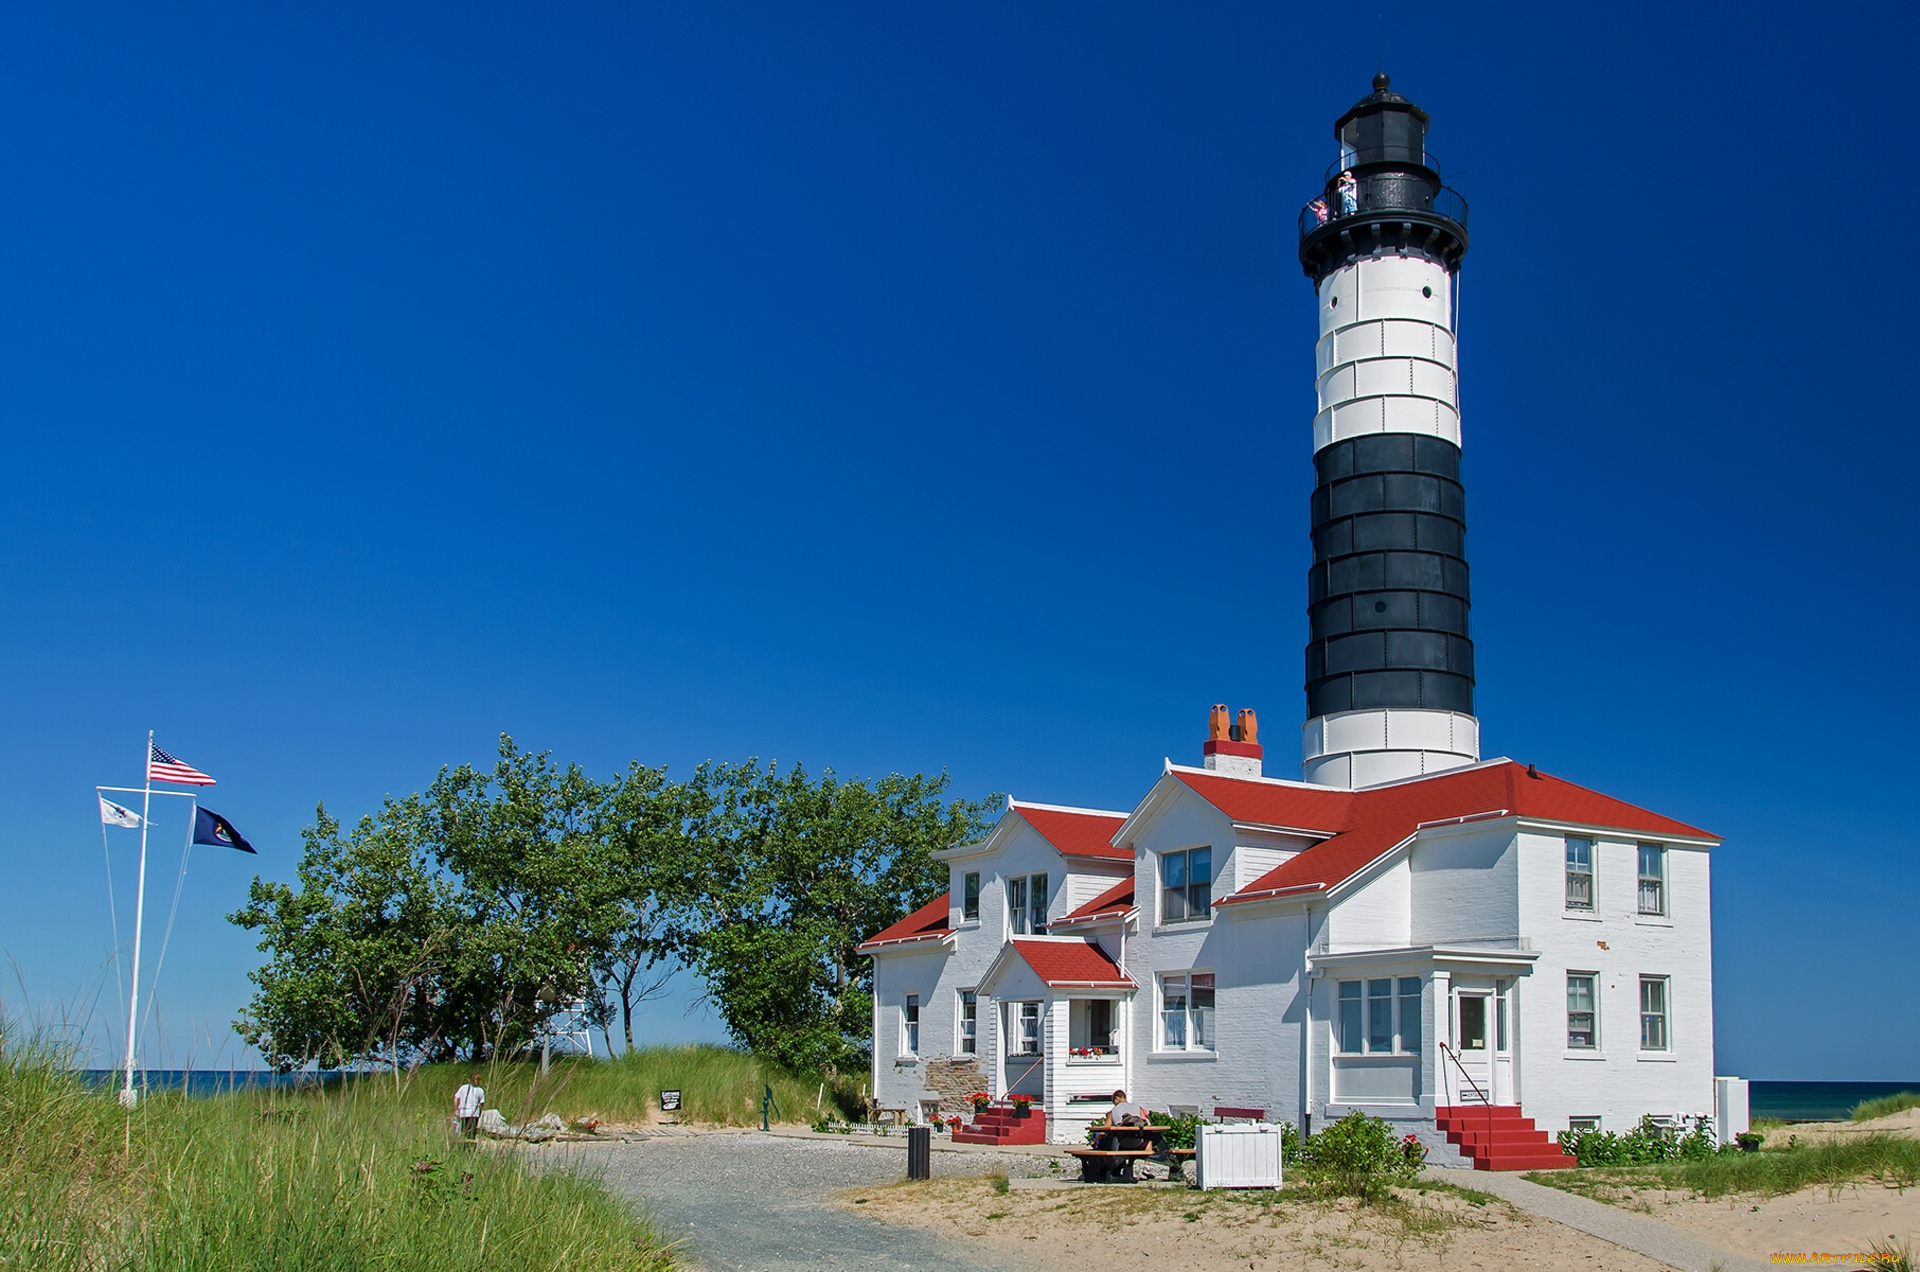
[1714,1077,1750,1146]
[1196,1123,1283,1189]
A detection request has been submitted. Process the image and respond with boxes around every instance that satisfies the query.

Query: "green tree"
[689,762,996,1074]
[591,760,703,1052]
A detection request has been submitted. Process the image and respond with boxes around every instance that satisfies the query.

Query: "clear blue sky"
[1,1,1911,1081]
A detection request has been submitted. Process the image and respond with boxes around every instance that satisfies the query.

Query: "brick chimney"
[1203,704,1263,778]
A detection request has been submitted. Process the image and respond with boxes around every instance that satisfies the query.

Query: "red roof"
[1059,876,1136,924]
[857,892,953,952]
[1195,761,1715,904]
[1017,805,1129,860]
[1009,938,1134,988]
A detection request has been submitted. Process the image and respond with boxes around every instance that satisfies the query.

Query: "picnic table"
[1067,1123,1167,1183]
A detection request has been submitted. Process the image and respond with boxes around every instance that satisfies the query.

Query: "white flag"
[99,796,141,829]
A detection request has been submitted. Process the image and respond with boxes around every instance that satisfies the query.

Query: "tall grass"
[387,1045,860,1128]
[0,1024,673,1271]
[1854,1091,1920,1122]
[1529,1135,1920,1200]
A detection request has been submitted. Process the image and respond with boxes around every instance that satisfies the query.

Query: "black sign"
[660,1089,682,1112]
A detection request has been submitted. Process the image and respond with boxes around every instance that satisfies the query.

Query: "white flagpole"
[120,730,154,1110]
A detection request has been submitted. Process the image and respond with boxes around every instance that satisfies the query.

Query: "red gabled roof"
[1016,804,1129,860]
[1058,876,1136,924]
[1187,760,1716,905]
[857,892,953,952]
[1009,938,1134,988]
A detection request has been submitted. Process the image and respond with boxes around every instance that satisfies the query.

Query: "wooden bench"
[1065,1147,1155,1184]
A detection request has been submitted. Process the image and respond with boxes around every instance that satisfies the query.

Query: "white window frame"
[1637,844,1667,916]
[1639,975,1670,1052]
[1006,872,1049,936]
[1568,1115,1602,1132]
[1067,997,1120,1061]
[901,994,919,1056]
[1158,971,1215,1053]
[1567,972,1599,1050]
[1565,836,1594,911]
[958,989,977,1056]
[1335,977,1423,1055]
[1006,1000,1042,1057]
[961,871,980,922]
[1158,846,1213,926]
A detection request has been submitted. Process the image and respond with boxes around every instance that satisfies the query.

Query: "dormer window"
[1160,847,1212,924]
[1007,873,1048,936]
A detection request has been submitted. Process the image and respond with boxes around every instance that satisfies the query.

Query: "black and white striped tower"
[1296,74,1476,789]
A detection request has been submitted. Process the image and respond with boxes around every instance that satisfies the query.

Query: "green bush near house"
[1292,1109,1427,1200]
[1558,1114,1719,1167]
[1530,1134,1920,1201]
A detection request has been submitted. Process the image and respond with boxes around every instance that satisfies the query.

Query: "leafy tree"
[688,762,996,1074]
[591,760,704,1052]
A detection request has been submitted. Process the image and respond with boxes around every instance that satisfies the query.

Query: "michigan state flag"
[192,807,257,855]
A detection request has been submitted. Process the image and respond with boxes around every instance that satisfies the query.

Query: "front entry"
[1003,1000,1045,1099]
[1452,990,1492,1104]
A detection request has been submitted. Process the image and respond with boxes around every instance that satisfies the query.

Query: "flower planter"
[1013,1105,1030,1120]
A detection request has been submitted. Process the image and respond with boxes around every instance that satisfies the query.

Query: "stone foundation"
[920,1058,987,1116]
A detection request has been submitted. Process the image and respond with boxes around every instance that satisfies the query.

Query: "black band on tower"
[1305,434,1474,719]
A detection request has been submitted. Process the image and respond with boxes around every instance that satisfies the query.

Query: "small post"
[907,1125,931,1181]
[762,1083,773,1132]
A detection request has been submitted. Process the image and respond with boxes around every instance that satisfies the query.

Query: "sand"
[841,1175,1670,1271]
[1553,1175,1920,1266]
[1763,1108,1920,1149]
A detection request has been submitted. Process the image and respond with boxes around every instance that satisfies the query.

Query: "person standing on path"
[454,1073,486,1138]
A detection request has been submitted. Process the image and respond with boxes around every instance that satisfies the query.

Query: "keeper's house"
[861,77,1724,1169]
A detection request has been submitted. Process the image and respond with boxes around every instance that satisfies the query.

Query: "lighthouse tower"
[1297,74,1478,789]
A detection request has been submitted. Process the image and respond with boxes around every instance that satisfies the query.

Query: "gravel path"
[536,1132,1045,1271]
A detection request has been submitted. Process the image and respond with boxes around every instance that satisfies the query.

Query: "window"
[1069,998,1117,1057]
[1007,873,1048,935]
[1458,995,1487,1050]
[1566,836,1594,910]
[902,994,920,1055]
[1367,979,1393,1052]
[958,990,977,1055]
[1336,977,1423,1054]
[1638,845,1666,916]
[1496,988,1508,1052]
[1640,976,1669,1051]
[962,871,980,921]
[1568,1116,1602,1133]
[1160,847,1212,924]
[1008,1001,1041,1056]
[1567,973,1598,1049]
[1160,972,1215,1051]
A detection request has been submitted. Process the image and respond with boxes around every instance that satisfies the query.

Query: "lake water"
[79,1069,342,1096]
[1749,1081,1920,1122]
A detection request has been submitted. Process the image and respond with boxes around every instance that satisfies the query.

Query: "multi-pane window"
[958,990,977,1055]
[1567,973,1598,1049]
[1640,976,1669,1051]
[1160,847,1212,924]
[1336,977,1422,1053]
[1007,873,1048,935]
[902,994,920,1055]
[962,871,980,921]
[1638,845,1666,916]
[1566,836,1594,910]
[1159,972,1215,1051]
[1009,1001,1041,1056]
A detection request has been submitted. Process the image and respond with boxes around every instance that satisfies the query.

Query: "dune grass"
[391,1044,861,1128]
[1854,1091,1920,1122]
[0,1027,674,1272]
[1528,1134,1920,1201]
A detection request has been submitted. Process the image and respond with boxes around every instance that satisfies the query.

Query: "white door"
[1490,981,1514,1106]
[1452,990,1492,1104]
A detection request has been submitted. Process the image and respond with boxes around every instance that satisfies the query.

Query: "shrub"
[1296,1109,1423,1199]
[1558,1115,1716,1167]
[1146,1109,1203,1151]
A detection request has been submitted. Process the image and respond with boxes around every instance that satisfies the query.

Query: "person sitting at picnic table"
[1096,1089,1149,1150]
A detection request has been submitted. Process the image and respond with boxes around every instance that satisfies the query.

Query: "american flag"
[149,744,216,786]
